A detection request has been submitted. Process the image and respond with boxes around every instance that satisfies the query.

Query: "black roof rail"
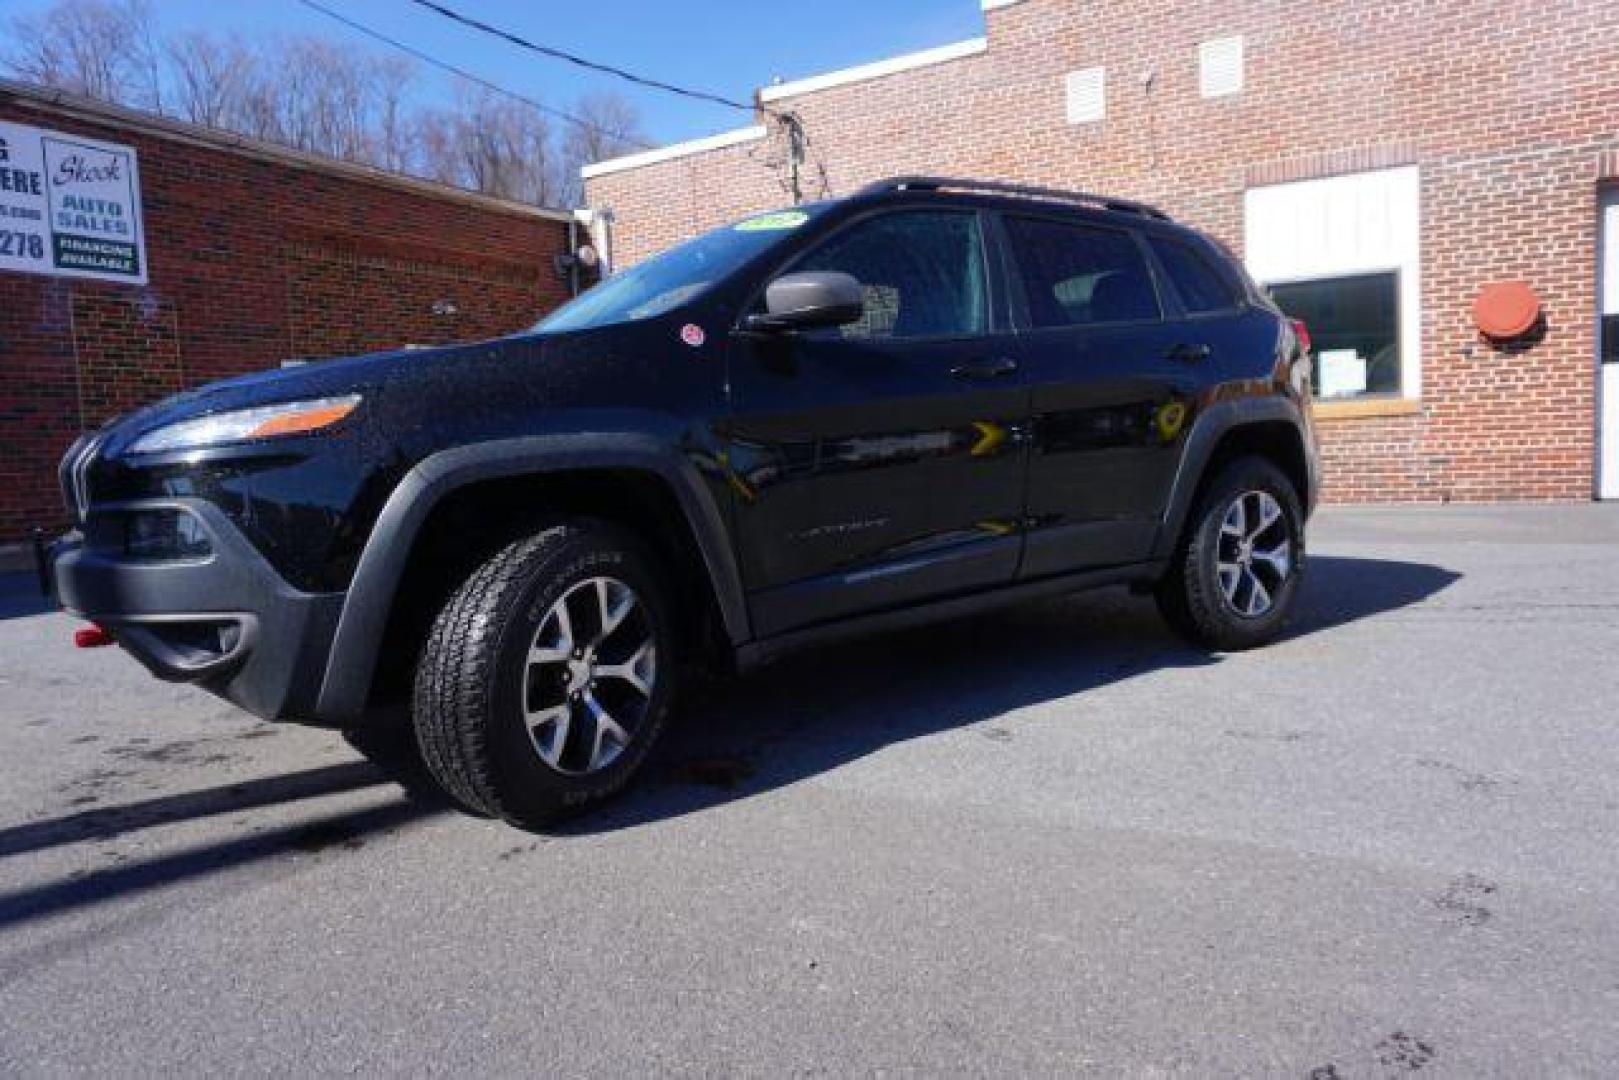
[854,175,1171,221]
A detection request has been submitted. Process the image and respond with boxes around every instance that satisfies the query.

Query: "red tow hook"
[74,622,115,648]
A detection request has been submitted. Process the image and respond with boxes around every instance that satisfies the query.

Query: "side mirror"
[743,271,864,333]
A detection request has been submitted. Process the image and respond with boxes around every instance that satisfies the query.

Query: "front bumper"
[47,497,344,722]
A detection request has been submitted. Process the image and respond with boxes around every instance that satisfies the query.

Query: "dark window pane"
[1149,235,1242,314]
[1005,217,1161,328]
[1270,271,1401,399]
[795,211,987,339]
[1603,314,1619,364]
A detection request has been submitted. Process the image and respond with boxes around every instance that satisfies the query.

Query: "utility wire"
[291,0,654,150]
[389,0,808,202]
[404,0,809,202]
[403,0,782,119]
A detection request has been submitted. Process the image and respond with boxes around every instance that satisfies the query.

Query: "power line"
[350,0,811,203]
[291,0,654,150]
[404,0,776,118]
[404,0,812,203]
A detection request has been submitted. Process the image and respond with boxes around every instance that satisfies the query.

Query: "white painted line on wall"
[580,32,992,184]
[758,38,987,103]
[580,124,768,180]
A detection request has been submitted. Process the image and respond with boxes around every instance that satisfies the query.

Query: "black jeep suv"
[49,176,1318,826]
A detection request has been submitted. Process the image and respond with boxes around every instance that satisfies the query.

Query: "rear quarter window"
[1147,234,1245,314]
[1004,216,1162,328]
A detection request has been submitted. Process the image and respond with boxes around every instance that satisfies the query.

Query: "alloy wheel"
[522,576,656,775]
[1216,490,1292,618]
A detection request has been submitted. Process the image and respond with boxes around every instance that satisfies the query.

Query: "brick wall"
[586,0,1619,503]
[0,88,574,541]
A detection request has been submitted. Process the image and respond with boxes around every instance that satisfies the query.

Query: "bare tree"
[410,106,462,188]
[412,88,562,205]
[214,37,393,164]
[166,30,255,128]
[123,0,164,112]
[369,56,416,173]
[467,90,557,204]
[3,0,159,105]
[558,92,644,204]
[263,38,355,157]
[4,0,642,208]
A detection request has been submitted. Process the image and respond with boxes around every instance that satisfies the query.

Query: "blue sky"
[3,0,987,146]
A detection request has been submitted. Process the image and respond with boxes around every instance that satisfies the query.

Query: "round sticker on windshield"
[734,210,808,233]
[680,323,706,348]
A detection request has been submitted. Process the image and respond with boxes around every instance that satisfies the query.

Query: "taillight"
[1291,319,1312,355]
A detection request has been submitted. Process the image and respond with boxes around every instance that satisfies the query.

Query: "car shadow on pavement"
[0,763,450,930]
[0,800,440,931]
[563,554,1461,836]
[0,762,394,860]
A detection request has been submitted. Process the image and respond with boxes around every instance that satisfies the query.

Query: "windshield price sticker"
[734,210,808,233]
[0,120,148,285]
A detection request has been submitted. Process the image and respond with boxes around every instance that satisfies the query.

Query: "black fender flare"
[313,432,749,722]
[1151,395,1313,560]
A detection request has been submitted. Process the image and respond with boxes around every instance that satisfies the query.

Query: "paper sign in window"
[1318,349,1367,398]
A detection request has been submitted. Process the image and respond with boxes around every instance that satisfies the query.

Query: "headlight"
[129,395,360,455]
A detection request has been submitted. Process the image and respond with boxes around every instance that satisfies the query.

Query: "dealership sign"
[0,120,147,284]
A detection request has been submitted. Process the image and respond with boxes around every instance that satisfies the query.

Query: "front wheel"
[1155,456,1304,650]
[412,521,676,828]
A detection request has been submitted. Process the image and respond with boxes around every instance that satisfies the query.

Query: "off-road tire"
[1155,455,1304,650]
[412,520,677,828]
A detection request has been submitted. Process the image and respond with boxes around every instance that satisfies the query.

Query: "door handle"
[951,356,1019,380]
[1165,343,1211,363]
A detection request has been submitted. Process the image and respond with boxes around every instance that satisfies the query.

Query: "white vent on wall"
[1065,66,1106,124]
[1199,35,1244,98]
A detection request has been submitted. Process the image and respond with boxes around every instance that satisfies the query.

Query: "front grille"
[57,436,85,518]
[58,433,102,522]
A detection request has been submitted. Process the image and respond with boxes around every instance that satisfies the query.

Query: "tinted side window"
[794,211,988,339]
[1004,216,1161,328]
[1148,235,1243,314]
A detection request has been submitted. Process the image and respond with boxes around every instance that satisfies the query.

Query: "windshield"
[535,207,822,333]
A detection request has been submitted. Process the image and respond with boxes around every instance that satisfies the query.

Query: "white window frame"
[1599,188,1619,498]
[1244,165,1422,401]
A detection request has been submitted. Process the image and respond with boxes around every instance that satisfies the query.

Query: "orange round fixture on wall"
[1472,281,1541,339]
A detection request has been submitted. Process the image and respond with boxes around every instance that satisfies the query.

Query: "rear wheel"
[412,521,676,828]
[1156,456,1304,650]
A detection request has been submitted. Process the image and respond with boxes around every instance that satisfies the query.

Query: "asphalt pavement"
[1,505,1617,1077]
